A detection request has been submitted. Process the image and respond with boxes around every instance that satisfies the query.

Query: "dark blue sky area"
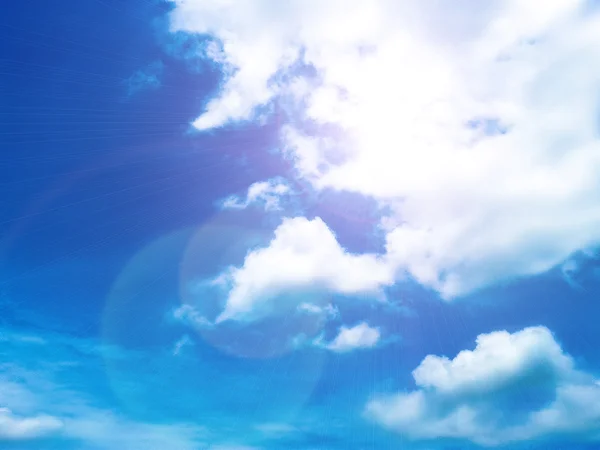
[0,0,287,335]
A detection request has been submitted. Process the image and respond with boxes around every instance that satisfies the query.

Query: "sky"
[2,0,600,449]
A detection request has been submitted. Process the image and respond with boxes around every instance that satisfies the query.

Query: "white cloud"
[322,322,380,353]
[214,217,393,322]
[169,0,600,299]
[168,1,299,129]
[0,407,62,440]
[366,326,600,446]
[222,178,291,211]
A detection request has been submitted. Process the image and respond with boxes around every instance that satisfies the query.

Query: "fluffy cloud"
[169,0,600,299]
[222,178,291,211]
[0,407,62,440]
[366,326,600,446]
[214,217,393,322]
[322,322,380,353]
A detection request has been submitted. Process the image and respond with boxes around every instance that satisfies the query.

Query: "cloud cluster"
[366,326,600,446]
[169,0,600,306]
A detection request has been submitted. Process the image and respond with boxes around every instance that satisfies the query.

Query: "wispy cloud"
[561,249,600,291]
[254,422,297,437]
[172,334,194,356]
[124,60,164,97]
[297,302,339,319]
[0,327,206,449]
[221,178,292,212]
[172,304,214,329]
[0,407,62,440]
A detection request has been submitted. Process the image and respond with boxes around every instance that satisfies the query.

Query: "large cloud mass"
[169,1,600,303]
[366,326,600,446]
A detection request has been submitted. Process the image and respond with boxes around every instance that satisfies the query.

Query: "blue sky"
[2,1,600,449]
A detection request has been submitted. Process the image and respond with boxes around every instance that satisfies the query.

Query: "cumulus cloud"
[214,217,393,322]
[321,322,380,353]
[0,407,62,440]
[169,0,600,299]
[366,326,600,446]
[222,178,291,211]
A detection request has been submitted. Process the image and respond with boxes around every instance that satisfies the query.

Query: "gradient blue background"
[1,1,600,449]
